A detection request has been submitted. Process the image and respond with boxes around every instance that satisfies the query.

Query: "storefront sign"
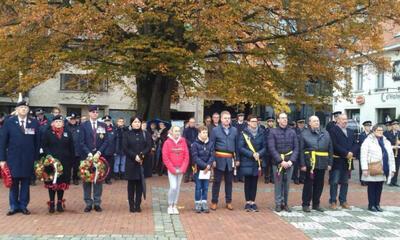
[381,92,400,102]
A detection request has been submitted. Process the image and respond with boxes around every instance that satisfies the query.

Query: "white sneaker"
[172,206,179,215]
[167,206,173,215]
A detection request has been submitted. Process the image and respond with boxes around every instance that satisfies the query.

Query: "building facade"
[333,40,400,125]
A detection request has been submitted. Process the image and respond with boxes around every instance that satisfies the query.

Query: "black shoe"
[105,180,112,185]
[56,201,64,212]
[368,206,377,212]
[84,206,92,212]
[283,205,292,212]
[251,204,259,212]
[312,206,325,212]
[73,179,79,185]
[48,201,55,213]
[264,178,270,184]
[302,206,311,213]
[394,183,400,187]
[375,206,383,212]
[245,203,251,212]
[275,206,282,212]
[135,207,141,213]
[21,209,31,215]
[294,179,300,185]
[129,207,136,213]
[6,209,19,216]
[30,180,36,186]
[94,205,102,212]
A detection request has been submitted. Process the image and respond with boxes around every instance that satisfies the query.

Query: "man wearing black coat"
[268,112,299,212]
[300,116,333,212]
[384,120,400,186]
[183,117,198,183]
[328,114,359,210]
[65,113,81,185]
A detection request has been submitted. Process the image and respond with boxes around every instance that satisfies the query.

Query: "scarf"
[248,126,258,137]
[377,137,389,177]
[52,126,64,139]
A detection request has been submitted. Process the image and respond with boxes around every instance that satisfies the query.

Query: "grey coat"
[299,128,333,170]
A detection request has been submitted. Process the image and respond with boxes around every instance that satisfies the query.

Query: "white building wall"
[333,50,400,124]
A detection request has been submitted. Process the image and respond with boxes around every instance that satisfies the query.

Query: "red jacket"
[162,136,190,174]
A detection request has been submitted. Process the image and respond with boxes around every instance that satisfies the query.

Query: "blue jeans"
[194,173,209,202]
[114,154,126,173]
[329,169,349,204]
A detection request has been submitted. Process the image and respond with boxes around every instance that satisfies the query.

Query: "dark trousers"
[244,175,258,202]
[211,168,233,204]
[264,157,274,182]
[105,155,114,181]
[72,156,80,181]
[128,180,143,209]
[390,156,400,184]
[184,156,193,181]
[367,181,383,207]
[302,169,325,207]
[292,161,305,182]
[9,177,30,211]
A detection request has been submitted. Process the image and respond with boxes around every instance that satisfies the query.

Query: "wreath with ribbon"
[79,156,110,183]
[1,163,12,188]
[34,155,63,182]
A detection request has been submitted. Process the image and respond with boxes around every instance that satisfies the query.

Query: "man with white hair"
[300,116,333,212]
[328,114,359,210]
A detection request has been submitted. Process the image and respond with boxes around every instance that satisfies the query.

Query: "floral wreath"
[34,155,63,182]
[79,156,110,183]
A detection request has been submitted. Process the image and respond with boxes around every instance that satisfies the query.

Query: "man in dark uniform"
[326,111,342,134]
[233,113,246,183]
[102,115,115,185]
[328,114,359,210]
[79,105,109,212]
[358,120,372,186]
[183,117,198,183]
[65,113,81,185]
[293,119,306,184]
[233,113,247,133]
[210,111,239,211]
[384,120,400,187]
[0,98,40,215]
[263,116,275,184]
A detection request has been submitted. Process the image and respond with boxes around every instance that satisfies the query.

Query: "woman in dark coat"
[238,115,266,212]
[41,115,75,213]
[123,116,152,213]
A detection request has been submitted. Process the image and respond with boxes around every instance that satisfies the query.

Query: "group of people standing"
[0,97,398,217]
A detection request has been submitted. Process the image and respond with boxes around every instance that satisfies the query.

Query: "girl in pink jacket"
[162,126,189,215]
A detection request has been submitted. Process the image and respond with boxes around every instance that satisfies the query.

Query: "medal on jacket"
[100,134,104,139]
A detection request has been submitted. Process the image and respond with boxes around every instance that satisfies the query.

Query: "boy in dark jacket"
[191,125,213,213]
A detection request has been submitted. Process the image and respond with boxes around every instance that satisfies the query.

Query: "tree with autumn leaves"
[0,0,399,120]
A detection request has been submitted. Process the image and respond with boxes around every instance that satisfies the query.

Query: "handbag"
[368,160,383,176]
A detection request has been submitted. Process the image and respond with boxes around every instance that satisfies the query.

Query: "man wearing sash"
[328,114,359,210]
[79,105,109,212]
[0,98,40,215]
[210,111,239,211]
[300,116,333,212]
[268,112,299,212]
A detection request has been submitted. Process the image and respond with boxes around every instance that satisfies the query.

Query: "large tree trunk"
[136,72,175,121]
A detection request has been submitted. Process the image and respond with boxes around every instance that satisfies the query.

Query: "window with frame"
[60,73,108,92]
[356,65,363,90]
[377,71,385,89]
